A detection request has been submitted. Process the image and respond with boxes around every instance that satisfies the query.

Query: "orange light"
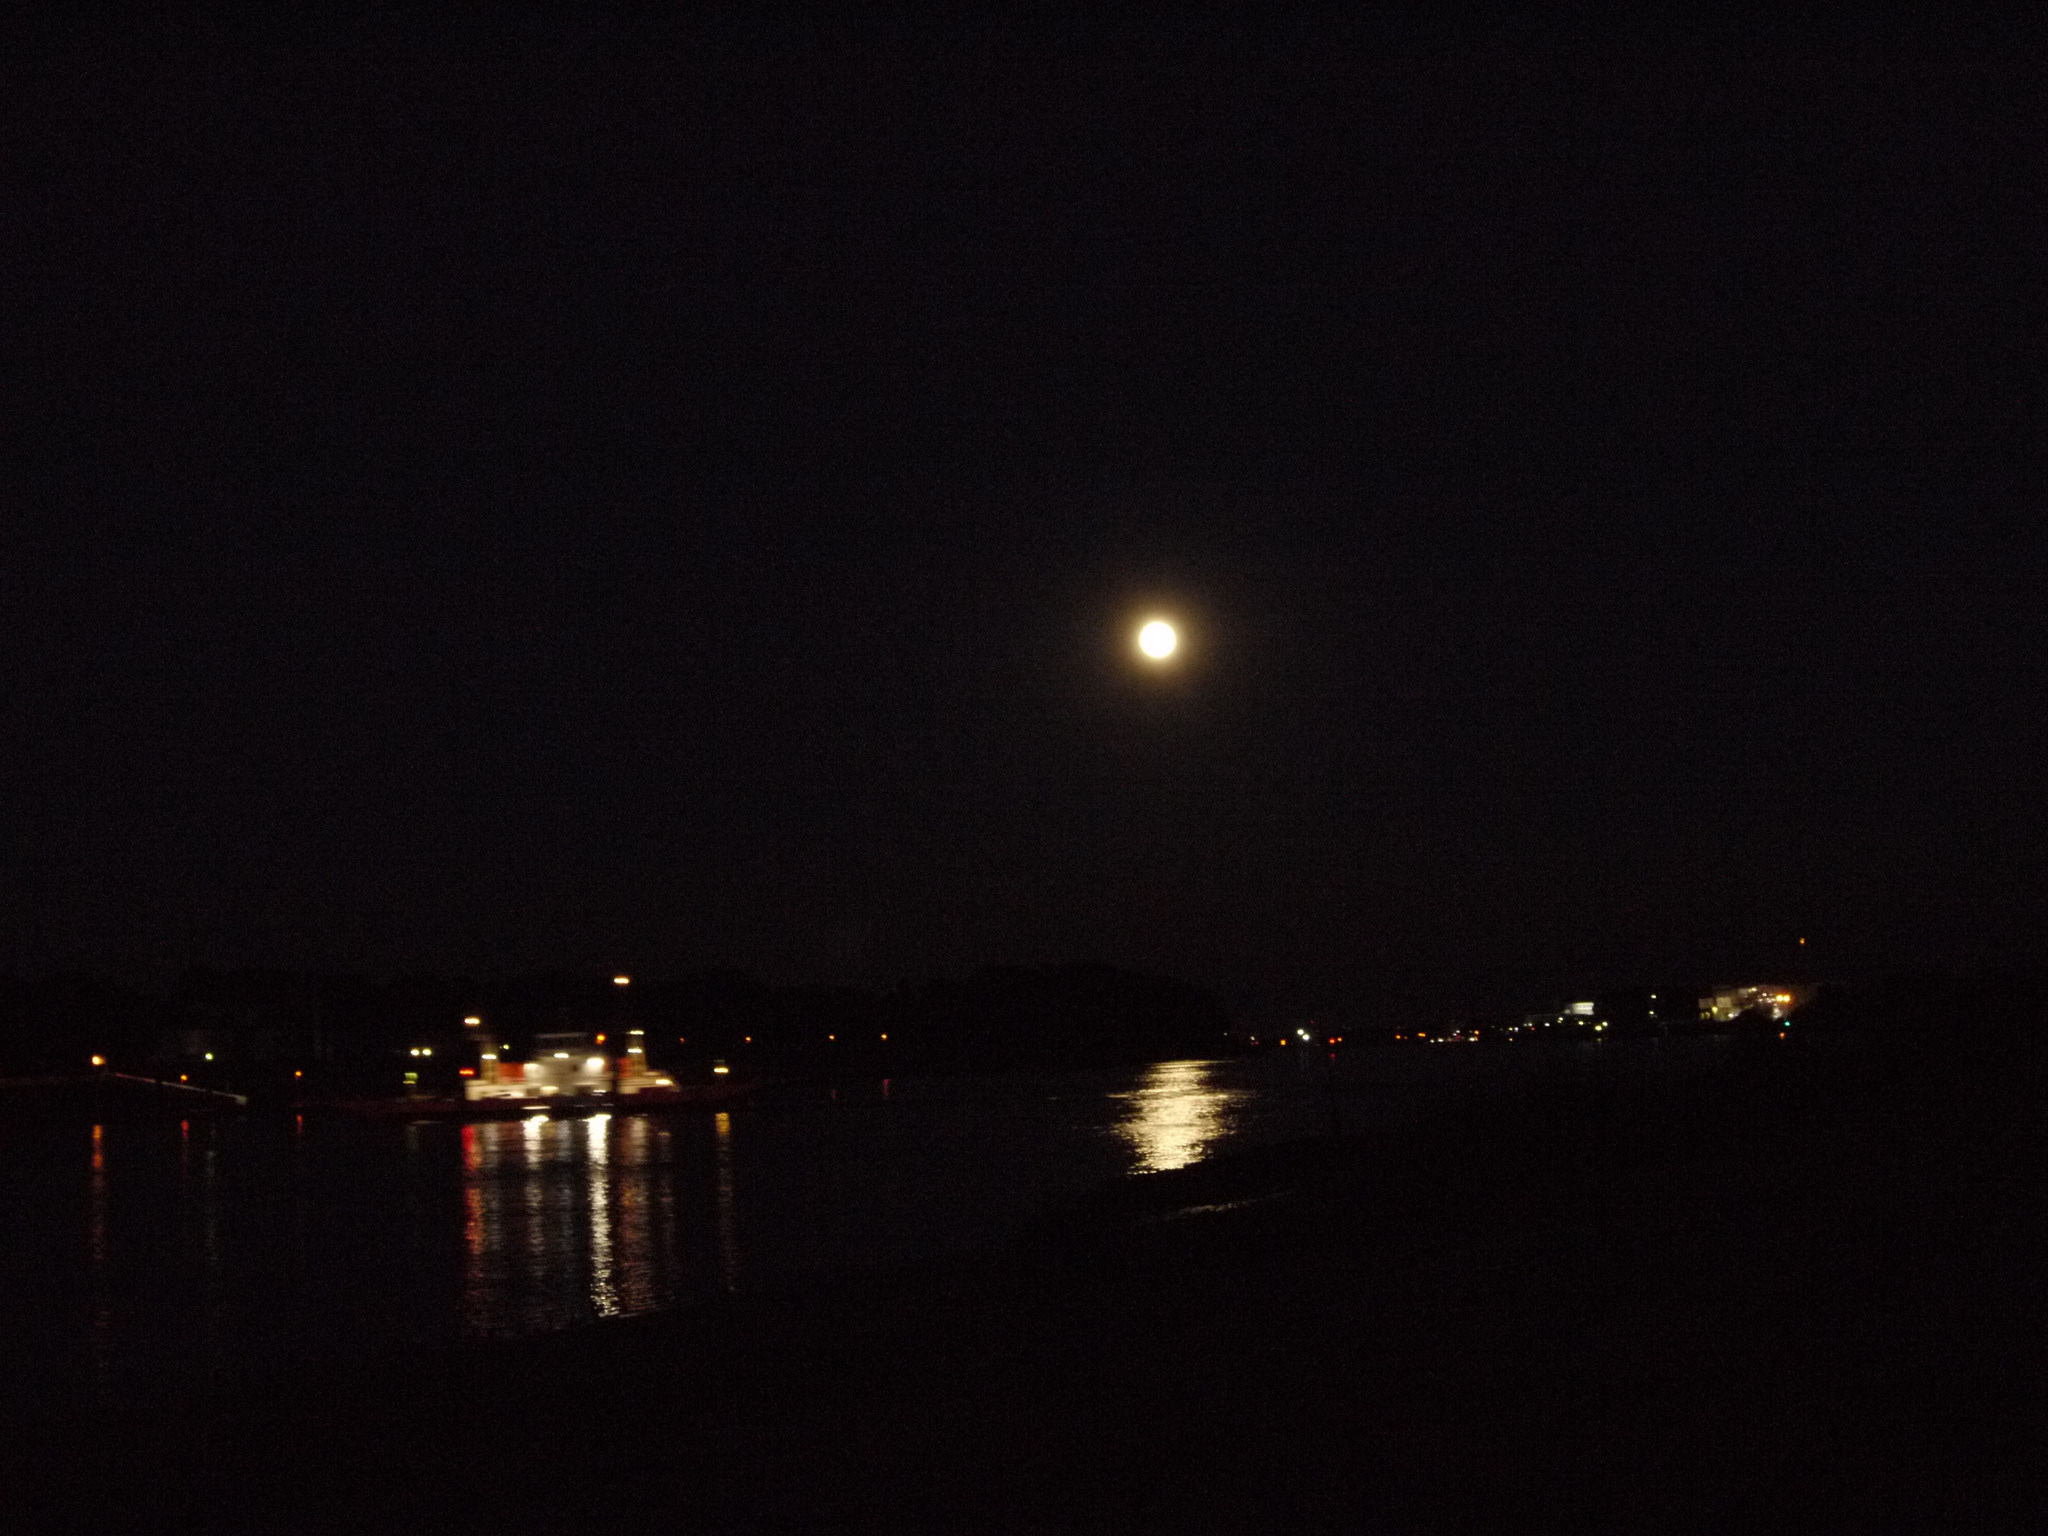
[879,1033,887,1041]
[595,1033,606,1044]
[90,1054,105,1068]
[612,975,631,987]
[459,1068,476,1077]
[179,1074,188,1082]
[293,1069,302,1078]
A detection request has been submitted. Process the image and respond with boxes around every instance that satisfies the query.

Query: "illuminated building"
[1698,985,1814,1025]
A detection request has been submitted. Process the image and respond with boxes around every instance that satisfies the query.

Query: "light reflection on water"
[87,1124,110,1382]
[10,1047,1619,1409]
[586,1115,616,1317]
[712,1110,741,1293]
[1111,1060,1248,1172]
[457,1114,685,1338]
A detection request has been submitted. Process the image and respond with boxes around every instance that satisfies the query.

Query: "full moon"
[1137,619,1178,660]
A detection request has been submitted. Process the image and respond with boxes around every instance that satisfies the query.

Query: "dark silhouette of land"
[5,976,2042,1531]
[0,963,1236,1102]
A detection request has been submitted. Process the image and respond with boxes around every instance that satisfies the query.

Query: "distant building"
[1698,984,1815,1025]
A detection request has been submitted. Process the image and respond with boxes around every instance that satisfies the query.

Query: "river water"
[0,1045,1663,1414]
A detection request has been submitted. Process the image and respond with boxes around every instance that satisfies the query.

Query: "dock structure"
[0,1070,249,1117]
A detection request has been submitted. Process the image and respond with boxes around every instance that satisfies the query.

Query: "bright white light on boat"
[554,1051,570,1059]
[586,1057,605,1071]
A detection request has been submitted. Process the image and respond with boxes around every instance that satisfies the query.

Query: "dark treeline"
[0,963,1237,1092]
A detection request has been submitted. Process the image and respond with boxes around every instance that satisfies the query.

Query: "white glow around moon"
[1137,619,1178,659]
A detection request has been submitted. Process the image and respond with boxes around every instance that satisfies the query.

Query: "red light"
[459,1068,476,1077]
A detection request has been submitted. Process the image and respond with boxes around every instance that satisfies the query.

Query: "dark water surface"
[0,1046,1667,1415]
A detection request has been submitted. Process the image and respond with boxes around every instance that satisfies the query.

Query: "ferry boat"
[343,1031,754,1119]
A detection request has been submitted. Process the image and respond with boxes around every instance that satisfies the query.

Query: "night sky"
[6,15,2043,1017]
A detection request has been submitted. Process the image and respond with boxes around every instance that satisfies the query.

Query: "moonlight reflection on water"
[1112,1060,1247,1173]
[4,1048,1640,1411]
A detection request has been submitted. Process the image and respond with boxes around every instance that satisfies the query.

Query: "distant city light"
[90,1054,105,1067]
[712,1064,731,1075]
[463,1016,481,1026]
[203,1052,214,1061]
[612,975,631,987]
